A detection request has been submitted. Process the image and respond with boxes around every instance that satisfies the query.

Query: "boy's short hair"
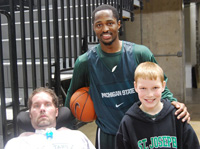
[92,4,119,23]
[28,87,59,109]
[134,62,164,82]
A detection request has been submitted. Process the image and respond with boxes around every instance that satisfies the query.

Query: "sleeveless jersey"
[87,41,139,135]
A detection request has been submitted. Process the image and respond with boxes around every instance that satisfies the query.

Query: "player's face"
[93,9,120,46]
[29,92,58,130]
[134,78,166,112]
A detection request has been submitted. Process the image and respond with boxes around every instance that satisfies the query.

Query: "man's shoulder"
[134,43,151,53]
[57,127,85,136]
[77,52,88,62]
[55,128,95,149]
[123,41,151,53]
[76,44,98,63]
[134,44,153,59]
[74,52,89,69]
[5,137,24,149]
[123,40,134,46]
[19,132,35,137]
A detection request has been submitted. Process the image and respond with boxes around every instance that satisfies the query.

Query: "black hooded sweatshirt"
[116,99,200,149]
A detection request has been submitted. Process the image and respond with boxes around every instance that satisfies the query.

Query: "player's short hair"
[28,87,59,109]
[92,4,119,23]
[134,62,164,82]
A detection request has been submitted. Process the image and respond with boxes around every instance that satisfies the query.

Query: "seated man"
[5,87,95,149]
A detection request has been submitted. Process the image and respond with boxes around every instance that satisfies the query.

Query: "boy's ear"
[162,81,166,91]
[134,81,138,93]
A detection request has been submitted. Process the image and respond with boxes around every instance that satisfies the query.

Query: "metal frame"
[0,0,135,146]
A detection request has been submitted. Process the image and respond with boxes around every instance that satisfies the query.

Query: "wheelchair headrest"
[17,107,73,131]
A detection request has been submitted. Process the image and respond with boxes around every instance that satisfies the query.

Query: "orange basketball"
[70,87,97,122]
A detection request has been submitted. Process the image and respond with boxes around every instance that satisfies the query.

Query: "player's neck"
[140,102,163,116]
[100,40,122,53]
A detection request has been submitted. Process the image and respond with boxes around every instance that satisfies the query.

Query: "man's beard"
[37,118,51,128]
[100,32,117,46]
[102,37,116,46]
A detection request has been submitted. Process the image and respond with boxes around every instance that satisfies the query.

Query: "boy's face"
[134,78,166,111]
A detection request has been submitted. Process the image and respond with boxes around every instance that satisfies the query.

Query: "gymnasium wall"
[123,0,185,101]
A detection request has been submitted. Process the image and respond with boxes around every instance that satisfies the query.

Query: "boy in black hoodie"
[116,62,199,149]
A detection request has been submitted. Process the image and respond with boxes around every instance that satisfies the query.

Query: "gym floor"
[78,88,200,145]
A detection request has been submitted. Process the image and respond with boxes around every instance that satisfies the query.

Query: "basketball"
[70,87,97,122]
